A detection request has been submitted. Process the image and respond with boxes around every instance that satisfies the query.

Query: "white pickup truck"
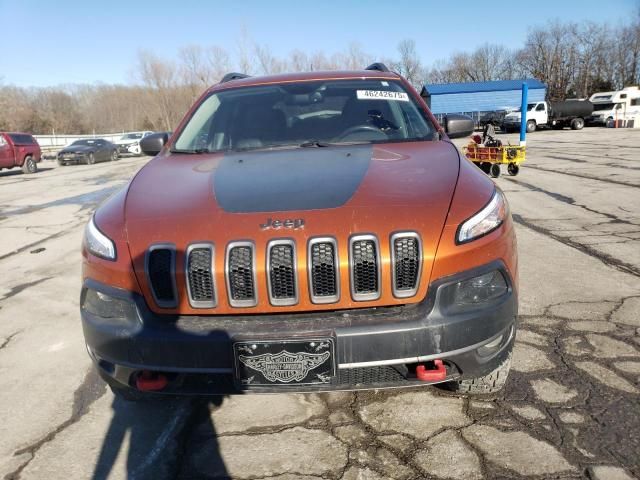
[502,100,593,133]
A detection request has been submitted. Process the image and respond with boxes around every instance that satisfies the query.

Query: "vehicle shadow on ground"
[91,395,229,479]
[0,167,54,178]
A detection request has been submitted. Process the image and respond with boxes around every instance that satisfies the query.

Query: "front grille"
[226,242,257,307]
[309,238,339,304]
[335,366,408,386]
[350,235,380,301]
[186,244,216,308]
[146,232,423,310]
[391,233,421,298]
[146,245,177,308]
[267,240,297,306]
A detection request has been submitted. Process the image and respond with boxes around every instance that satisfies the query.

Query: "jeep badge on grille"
[260,218,305,230]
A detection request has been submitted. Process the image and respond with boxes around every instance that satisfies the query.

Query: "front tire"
[490,164,501,178]
[508,163,520,176]
[525,120,536,133]
[111,150,119,161]
[87,153,96,165]
[445,351,513,395]
[22,156,37,174]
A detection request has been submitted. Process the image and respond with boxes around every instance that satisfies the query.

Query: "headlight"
[457,190,507,244]
[440,270,509,314]
[84,216,116,260]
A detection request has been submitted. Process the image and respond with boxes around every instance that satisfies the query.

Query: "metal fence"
[434,112,487,130]
[34,133,126,151]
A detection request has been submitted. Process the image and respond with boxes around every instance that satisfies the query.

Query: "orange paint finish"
[119,140,460,315]
[81,70,517,316]
[432,157,518,289]
[82,187,142,293]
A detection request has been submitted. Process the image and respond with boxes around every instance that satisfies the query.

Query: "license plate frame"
[233,338,335,387]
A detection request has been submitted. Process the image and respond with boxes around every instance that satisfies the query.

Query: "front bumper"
[81,261,517,394]
[58,153,86,163]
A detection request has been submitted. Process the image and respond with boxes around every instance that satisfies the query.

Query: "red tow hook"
[136,370,168,391]
[416,360,447,382]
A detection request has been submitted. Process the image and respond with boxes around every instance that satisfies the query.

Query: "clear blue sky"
[0,0,637,87]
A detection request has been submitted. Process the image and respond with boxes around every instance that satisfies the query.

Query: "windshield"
[593,103,616,111]
[515,104,536,113]
[71,140,97,146]
[120,133,143,140]
[173,79,436,153]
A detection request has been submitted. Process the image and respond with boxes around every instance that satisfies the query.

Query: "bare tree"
[255,44,286,74]
[236,26,255,75]
[5,13,640,136]
[136,50,188,131]
[390,39,425,89]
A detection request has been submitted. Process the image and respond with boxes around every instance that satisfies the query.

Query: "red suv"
[0,132,42,174]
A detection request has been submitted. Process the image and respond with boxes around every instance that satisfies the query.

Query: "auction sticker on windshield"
[356,90,409,101]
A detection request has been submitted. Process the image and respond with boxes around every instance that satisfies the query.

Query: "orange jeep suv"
[80,64,518,399]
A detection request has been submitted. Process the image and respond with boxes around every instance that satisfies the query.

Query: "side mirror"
[444,114,475,139]
[140,132,169,156]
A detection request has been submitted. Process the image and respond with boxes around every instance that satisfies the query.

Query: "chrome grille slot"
[186,243,216,308]
[308,238,339,304]
[226,242,257,307]
[267,240,297,306]
[146,244,177,308]
[391,232,421,298]
[350,235,381,301]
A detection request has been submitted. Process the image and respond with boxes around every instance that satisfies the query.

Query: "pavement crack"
[3,368,107,480]
[0,221,86,262]
[523,164,639,188]
[0,277,53,303]
[0,331,21,351]
[512,214,640,278]
[507,177,639,227]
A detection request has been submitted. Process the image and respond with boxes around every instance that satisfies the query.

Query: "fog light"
[453,271,507,306]
[82,288,138,324]
[440,270,508,314]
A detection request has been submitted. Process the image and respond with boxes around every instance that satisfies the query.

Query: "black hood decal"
[214,145,372,213]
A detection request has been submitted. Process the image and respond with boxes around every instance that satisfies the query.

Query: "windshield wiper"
[299,140,332,148]
[170,147,211,154]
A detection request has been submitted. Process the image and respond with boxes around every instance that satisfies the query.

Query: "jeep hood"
[123,141,461,312]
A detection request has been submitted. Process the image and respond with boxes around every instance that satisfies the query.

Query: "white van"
[587,86,640,126]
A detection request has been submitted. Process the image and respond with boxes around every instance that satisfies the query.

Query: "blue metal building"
[421,79,546,119]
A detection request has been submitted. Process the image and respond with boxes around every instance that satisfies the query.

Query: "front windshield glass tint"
[516,104,536,112]
[72,140,95,146]
[121,133,143,140]
[173,79,435,153]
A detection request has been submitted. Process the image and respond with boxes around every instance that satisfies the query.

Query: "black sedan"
[57,139,118,166]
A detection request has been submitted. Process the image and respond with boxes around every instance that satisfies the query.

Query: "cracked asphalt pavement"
[0,128,639,479]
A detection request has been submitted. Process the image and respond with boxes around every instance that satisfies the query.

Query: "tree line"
[1,15,638,135]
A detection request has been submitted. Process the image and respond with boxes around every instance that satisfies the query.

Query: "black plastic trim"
[220,72,250,83]
[365,62,390,72]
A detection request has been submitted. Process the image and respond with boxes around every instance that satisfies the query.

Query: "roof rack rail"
[365,63,390,73]
[220,72,250,83]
